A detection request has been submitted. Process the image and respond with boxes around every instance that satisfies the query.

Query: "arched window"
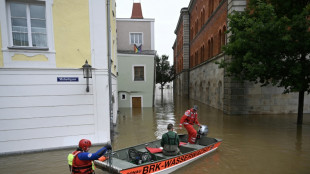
[209,0,214,16]
[202,44,205,61]
[208,39,211,59]
[205,43,208,60]
[218,29,222,53]
[196,48,201,65]
[222,25,227,45]
[191,27,193,40]
[190,55,193,68]
[202,8,205,24]
[200,10,203,27]
[211,0,214,14]
[195,51,198,66]
[200,46,203,63]
[211,37,214,57]
[195,19,198,35]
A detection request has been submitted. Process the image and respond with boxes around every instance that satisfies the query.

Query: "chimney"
[131,2,143,19]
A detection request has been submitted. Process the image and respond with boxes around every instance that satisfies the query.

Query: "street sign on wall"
[57,77,79,82]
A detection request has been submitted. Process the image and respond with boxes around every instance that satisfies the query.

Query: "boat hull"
[95,135,222,174]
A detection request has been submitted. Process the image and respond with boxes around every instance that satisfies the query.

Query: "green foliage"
[219,0,310,94]
[155,54,173,87]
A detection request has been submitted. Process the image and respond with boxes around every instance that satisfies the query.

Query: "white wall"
[0,68,110,154]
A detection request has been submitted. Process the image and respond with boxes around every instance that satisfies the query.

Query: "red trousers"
[184,124,197,144]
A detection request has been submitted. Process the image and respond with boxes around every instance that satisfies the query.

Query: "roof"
[131,3,143,19]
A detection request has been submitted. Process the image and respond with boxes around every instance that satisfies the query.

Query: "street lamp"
[82,60,92,92]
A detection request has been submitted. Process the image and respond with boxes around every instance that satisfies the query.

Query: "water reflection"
[0,87,310,174]
[296,125,302,153]
[154,86,176,139]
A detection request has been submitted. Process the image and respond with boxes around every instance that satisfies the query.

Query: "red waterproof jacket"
[180,109,200,126]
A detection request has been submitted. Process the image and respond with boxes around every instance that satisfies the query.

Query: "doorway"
[132,97,142,108]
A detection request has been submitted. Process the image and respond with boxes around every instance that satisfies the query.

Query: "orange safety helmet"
[79,139,92,151]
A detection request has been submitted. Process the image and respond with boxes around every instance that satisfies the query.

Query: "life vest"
[184,109,198,125]
[163,133,179,156]
[70,151,94,174]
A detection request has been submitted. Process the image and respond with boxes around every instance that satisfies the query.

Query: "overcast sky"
[116,0,190,64]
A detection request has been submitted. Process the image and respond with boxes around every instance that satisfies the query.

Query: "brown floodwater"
[0,88,310,174]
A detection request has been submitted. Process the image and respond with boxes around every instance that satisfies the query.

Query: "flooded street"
[1,87,310,174]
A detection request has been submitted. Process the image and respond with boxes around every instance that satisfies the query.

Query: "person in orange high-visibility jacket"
[179,105,200,144]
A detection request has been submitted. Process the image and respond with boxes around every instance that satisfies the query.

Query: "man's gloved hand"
[106,144,112,150]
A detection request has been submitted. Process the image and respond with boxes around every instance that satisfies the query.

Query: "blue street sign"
[57,77,79,82]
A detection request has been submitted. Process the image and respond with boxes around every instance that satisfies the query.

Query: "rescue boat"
[94,126,222,174]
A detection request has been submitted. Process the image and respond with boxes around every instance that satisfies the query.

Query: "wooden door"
[132,97,141,108]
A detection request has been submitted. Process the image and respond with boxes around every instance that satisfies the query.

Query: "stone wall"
[189,54,224,110]
[174,70,189,97]
[244,83,310,114]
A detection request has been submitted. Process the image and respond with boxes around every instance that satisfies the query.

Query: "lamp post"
[82,60,92,92]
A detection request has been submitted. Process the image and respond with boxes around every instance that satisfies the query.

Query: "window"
[195,51,198,66]
[208,40,211,58]
[209,0,214,16]
[134,66,144,81]
[120,93,127,100]
[195,19,198,35]
[130,33,142,45]
[190,27,193,40]
[200,11,203,28]
[201,45,205,62]
[9,1,47,48]
[1,0,55,68]
[222,26,227,46]
[218,29,222,53]
[210,37,214,57]
[202,8,205,26]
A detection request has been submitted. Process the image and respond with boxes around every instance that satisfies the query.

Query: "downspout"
[107,0,113,140]
[153,51,157,107]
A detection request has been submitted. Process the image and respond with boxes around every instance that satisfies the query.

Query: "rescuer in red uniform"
[68,139,112,174]
[179,105,201,144]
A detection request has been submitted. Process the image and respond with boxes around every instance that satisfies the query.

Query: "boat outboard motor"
[197,125,208,139]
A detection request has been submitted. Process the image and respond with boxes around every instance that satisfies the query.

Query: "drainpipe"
[153,51,157,107]
[107,0,113,141]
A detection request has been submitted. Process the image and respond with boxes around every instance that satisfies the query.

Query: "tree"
[218,0,310,124]
[155,54,174,97]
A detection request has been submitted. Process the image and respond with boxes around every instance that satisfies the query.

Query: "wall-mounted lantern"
[82,60,92,92]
